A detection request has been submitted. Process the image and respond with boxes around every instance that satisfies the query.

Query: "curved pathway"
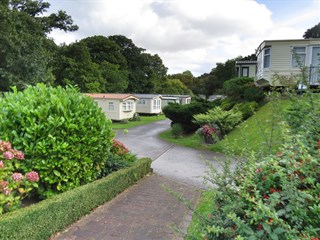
[52,119,225,240]
[116,119,225,188]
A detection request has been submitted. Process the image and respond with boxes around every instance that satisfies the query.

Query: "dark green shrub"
[220,98,236,110]
[233,101,259,120]
[162,99,217,133]
[223,77,265,102]
[0,84,114,198]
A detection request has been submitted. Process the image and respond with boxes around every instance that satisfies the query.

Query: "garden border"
[0,158,152,240]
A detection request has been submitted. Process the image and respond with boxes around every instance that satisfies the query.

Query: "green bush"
[162,99,217,133]
[223,77,265,102]
[0,158,152,240]
[171,123,184,138]
[193,107,242,136]
[233,101,259,120]
[0,84,114,198]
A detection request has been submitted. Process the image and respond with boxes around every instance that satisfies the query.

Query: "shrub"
[0,84,114,198]
[192,136,320,240]
[162,99,217,133]
[196,124,220,144]
[223,77,265,102]
[0,140,39,214]
[171,123,184,138]
[233,101,259,120]
[0,158,151,240]
[193,107,242,136]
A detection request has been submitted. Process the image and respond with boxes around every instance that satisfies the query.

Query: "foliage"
[171,123,184,139]
[0,140,39,214]
[0,158,151,240]
[186,89,320,239]
[167,71,196,93]
[233,101,259,120]
[196,124,220,144]
[223,77,265,102]
[0,0,77,91]
[193,107,243,136]
[303,22,320,39]
[162,99,217,133]
[189,136,320,240]
[158,78,193,95]
[0,84,114,198]
[98,139,137,177]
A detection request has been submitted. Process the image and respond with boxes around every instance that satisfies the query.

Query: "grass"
[160,99,290,156]
[111,114,167,129]
[185,191,215,239]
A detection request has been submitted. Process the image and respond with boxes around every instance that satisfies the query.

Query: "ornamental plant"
[193,106,242,136]
[0,84,114,198]
[196,124,220,144]
[0,140,39,214]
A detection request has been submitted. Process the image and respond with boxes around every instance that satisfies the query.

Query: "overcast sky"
[47,0,320,76]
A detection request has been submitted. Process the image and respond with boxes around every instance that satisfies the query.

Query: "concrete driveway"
[115,119,225,188]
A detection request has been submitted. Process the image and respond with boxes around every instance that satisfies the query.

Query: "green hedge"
[0,158,152,240]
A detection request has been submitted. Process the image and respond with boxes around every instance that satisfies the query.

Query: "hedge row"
[0,158,152,240]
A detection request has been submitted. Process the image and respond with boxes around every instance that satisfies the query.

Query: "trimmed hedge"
[0,158,152,240]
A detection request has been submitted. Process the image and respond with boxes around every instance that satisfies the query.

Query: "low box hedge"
[0,158,152,240]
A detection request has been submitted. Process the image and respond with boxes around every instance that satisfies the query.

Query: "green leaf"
[273,227,285,234]
[53,170,61,177]
[262,223,271,233]
[270,233,279,240]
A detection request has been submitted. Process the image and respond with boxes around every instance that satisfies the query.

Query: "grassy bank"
[112,115,167,129]
[160,99,290,156]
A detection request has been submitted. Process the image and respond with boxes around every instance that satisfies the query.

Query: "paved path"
[116,119,225,188]
[52,119,224,239]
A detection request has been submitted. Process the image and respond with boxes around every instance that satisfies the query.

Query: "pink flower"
[12,173,23,182]
[12,150,24,160]
[3,151,14,160]
[255,168,262,173]
[4,188,11,195]
[0,161,4,168]
[25,171,39,182]
[0,140,12,152]
[0,180,9,189]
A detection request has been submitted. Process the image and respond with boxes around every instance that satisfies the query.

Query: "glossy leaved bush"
[0,84,114,198]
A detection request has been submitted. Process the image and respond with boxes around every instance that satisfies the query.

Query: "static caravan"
[235,61,257,78]
[161,96,179,109]
[255,39,320,87]
[85,93,138,121]
[161,95,192,105]
[135,94,162,115]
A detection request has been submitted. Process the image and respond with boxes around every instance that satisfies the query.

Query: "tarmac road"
[115,119,225,188]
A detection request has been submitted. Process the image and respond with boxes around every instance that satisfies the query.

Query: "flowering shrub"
[196,124,220,144]
[111,139,129,156]
[193,106,242,136]
[98,139,137,178]
[0,140,39,214]
[0,84,113,198]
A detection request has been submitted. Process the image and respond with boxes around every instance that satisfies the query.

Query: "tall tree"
[53,42,104,93]
[303,22,320,39]
[109,35,167,93]
[0,0,78,91]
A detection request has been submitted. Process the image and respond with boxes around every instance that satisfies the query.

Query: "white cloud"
[47,0,319,76]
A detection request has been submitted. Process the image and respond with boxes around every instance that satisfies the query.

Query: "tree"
[53,42,105,93]
[0,0,78,91]
[303,22,320,39]
[168,70,196,92]
[109,35,168,93]
[158,79,192,95]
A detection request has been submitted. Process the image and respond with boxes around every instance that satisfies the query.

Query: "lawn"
[111,114,167,129]
[160,99,290,156]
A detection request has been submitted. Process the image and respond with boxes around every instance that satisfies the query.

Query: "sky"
[46,0,320,76]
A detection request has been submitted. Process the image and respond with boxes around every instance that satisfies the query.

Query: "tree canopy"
[303,22,320,39]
